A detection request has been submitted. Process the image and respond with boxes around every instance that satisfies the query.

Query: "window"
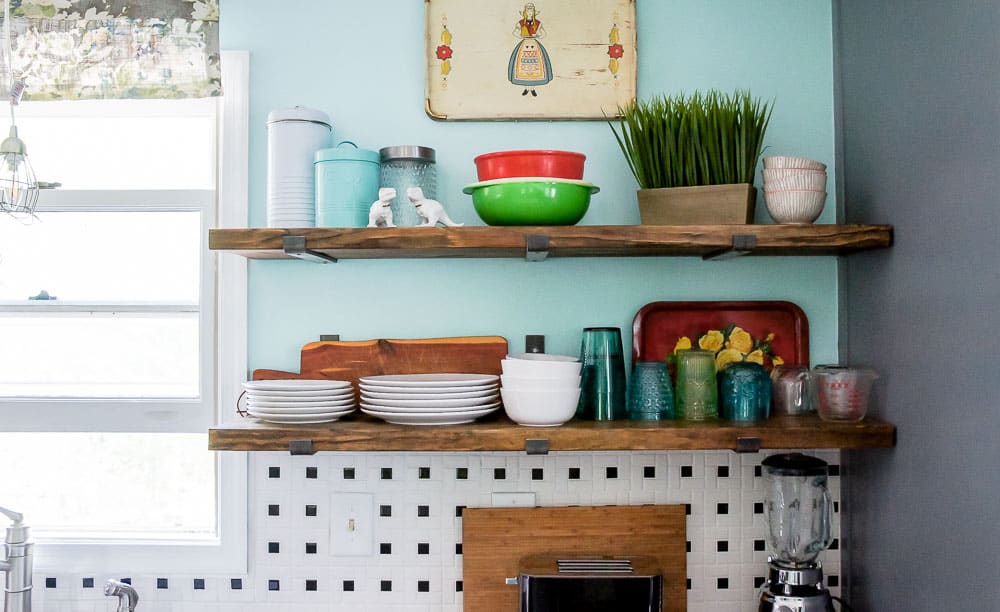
[0,51,248,573]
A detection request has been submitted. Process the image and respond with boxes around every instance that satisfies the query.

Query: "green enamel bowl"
[462,177,600,226]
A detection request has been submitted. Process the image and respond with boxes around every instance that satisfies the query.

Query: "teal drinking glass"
[626,361,675,420]
[719,361,771,421]
[674,349,718,420]
[576,327,627,421]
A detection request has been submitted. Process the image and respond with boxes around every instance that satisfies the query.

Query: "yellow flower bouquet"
[671,323,784,372]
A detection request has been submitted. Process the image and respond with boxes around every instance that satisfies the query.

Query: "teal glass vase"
[719,361,771,421]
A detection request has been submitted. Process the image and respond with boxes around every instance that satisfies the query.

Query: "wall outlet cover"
[330,492,374,556]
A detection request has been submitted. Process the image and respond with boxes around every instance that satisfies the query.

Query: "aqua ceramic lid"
[267,106,331,127]
[315,141,380,164]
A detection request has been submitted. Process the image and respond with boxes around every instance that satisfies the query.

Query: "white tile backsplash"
[28,450,841,611]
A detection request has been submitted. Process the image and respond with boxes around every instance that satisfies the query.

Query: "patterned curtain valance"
[4,0,220,100]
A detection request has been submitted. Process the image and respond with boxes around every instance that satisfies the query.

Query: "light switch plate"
[330,492,373,556]
[491,492,536,507]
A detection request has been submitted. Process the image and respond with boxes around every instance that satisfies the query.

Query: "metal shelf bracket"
[703,234,757,261]
[525,234,550,262]
[734,436,762,453]
[525,334,545,354]
[283,236,338,264]
[289,439,316,455]
[524,439,550,455]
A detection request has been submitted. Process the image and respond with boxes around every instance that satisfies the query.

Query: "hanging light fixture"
[0,0,37,217]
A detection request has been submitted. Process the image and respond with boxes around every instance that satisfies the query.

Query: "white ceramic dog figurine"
[367,187,397,227]
[406,187,463,227]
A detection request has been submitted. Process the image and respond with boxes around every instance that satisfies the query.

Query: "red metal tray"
[632,301,809,367]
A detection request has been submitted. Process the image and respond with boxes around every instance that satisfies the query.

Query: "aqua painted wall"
[219,0,840,373]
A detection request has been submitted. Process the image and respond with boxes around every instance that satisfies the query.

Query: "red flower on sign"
[436,45,453,60]
[607,44,624,59]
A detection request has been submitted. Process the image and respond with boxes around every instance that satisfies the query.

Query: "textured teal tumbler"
[626,361,675,420]
[576,327,627,420]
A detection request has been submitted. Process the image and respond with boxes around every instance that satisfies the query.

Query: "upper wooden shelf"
[208,224,893,261]
[208,413,896,454]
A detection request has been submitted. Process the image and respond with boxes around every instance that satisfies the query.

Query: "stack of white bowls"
[500,353,582,427]
[762,156,828,224]
[266,107,332,228]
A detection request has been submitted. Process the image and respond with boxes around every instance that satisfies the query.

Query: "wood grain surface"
[463,505,687,612]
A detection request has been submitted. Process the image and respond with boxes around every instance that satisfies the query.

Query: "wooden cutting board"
[463,505,686,612]
[252,336,508,383]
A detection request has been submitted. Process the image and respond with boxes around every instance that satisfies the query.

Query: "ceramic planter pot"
[637,183,756,225]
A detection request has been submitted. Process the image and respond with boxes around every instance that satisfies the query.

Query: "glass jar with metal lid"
[379,145,436,227]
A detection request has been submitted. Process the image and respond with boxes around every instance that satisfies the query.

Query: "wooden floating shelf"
[208,413,896,453]
[208,224,893,261]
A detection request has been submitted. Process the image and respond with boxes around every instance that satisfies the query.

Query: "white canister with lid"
[266,107,332,228]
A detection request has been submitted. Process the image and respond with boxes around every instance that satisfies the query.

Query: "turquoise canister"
[314,141,380,227]
[719,361,771,421]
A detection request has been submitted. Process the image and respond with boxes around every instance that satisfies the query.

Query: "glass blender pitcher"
[758,453,835,612]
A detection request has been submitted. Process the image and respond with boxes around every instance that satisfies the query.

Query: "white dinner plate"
[357,394,498,409]
[360,388,498,401]
[360,400,501,414]
[246,388,355,399]
[247,398,356,410]
[359,374,499,388]
[359,382,497,395]
[248,407,355,418]
[250,412,352,424]
[361,405,501,425]
[243,380,352,392]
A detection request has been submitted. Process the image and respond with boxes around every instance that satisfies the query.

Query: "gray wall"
[836,1,1000,609]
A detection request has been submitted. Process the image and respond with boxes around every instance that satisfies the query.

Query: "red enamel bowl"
[474,149,586,181]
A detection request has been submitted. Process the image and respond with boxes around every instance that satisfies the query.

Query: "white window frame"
[0,50,250,574]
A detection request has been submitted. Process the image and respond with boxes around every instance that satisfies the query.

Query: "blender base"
[758,561,835,612]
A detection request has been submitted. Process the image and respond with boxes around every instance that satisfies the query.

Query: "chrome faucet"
[104,579,139,612]
[0,506,32,612]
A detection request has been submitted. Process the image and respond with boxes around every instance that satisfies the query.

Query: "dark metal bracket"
[703,234,757,261]
[525,234,550,262]
[524,439,550,455]
[289,439,316,456]
[319,334,341,342]
[283,236,338,264]
[525,335,545,354]
[734,436,762,453]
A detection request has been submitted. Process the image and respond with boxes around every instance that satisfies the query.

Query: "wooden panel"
[209,413,896,452]
[463,505,687,612]
[208,224,893,260]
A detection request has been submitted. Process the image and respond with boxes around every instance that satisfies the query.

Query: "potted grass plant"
[609,90,772,224]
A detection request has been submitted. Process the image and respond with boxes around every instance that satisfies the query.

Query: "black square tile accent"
[717,503,729,515]
[568,467,581,480]
[605,466,618,479]
[306,542,318,554]
[343,580,355,592]
[717,577,729,589]
[267,504,280,516]
[45,578,56,589]
[268,580,280,592]
[418,542,430,555]
[380,580,392,592]
[194,578,205,590]
[230,579,242,590]
[121,578,132,585]
[418,580,430,593]
[755,465,763,477]
[494,467,506,480]
[305,504,317,517]
[685,504,692,515]
[754,502,764,514]
[717,465,730,477]
[456,467,468,479]
[267,541,279,554]
[834,501,840,513]
[380,504,392,517]
[343,467,356,479]
[643,466,655,478]
[716,540,729,552]
[381,467,393,480]
[419,466,431,479]
[681,465,693,478]
[456,580,464,592]
[754,539,766,552]
[456,505,465,517]
[380,542,392,554]
[305,466,318,479]
[157,578,168,589]
[82,578,94,589]
[828,464,841,477]
[532,468,544,480]
[754,576,766,589]
[268,466,280,478]
[829,538,840,551]
[686,578,691,590]
[456,543,463,555]
[305,579,317,592]
[417,505,430,517]
[828,575,840,587]
[686,541,691,553]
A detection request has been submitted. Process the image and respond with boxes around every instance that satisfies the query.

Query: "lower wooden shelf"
[208,413,895,453]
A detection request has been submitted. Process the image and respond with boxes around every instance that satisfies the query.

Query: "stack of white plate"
[359,374,500,425]
[243,379,355,424]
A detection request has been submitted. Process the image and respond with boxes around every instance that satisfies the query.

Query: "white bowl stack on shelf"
[500,353,582,427]
[359,374,501,425]
[242,379,355,424]
[762,156,828,224]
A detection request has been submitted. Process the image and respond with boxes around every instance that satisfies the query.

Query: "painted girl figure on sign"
[508,3,553,96]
